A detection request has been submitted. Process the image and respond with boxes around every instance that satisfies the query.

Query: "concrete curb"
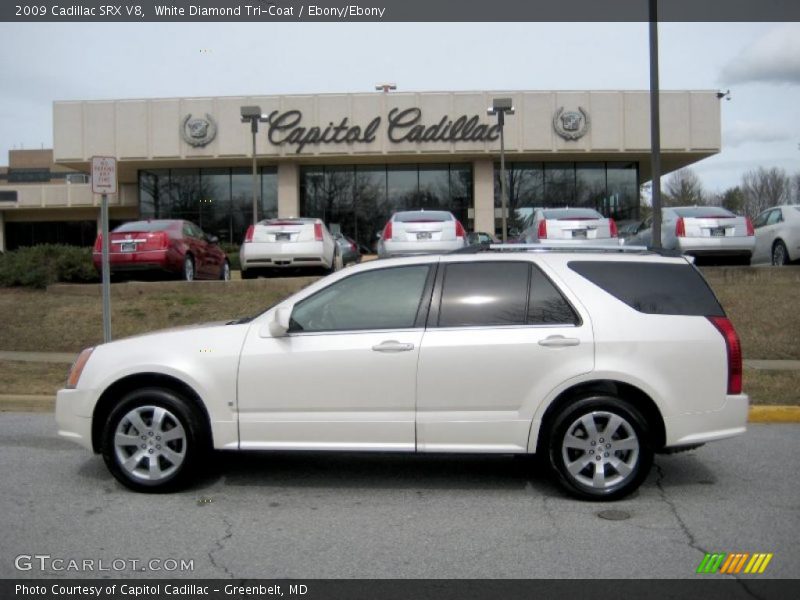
[747,405,800,423]
[2,395,800,422]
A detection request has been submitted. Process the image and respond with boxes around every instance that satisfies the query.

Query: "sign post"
[91,156,117,343]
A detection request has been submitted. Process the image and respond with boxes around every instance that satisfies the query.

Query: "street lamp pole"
[649,0,663,249]
[241,106,268,227]
[488,98,515,243]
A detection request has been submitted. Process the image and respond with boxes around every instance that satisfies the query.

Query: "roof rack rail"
[449,243,686,258]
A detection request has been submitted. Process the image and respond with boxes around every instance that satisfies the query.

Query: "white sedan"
[240,217,340,278]
[752,205,800,266]
[377,210,467,257]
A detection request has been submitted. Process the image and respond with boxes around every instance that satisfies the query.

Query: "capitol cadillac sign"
[180,106,590,153]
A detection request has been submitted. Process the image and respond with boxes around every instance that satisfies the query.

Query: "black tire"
[547,395,653,501]
[219,260,231,281]
[772,240,789,266]
[182,255,195,281]
[101,387,208,493]
[241,269,256,279]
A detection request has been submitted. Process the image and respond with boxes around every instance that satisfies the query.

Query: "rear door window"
[568,261,724,316]
[438,262,529,327]
[528,266,580,325]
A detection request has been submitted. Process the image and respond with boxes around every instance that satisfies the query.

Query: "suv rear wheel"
[547,395,653,501]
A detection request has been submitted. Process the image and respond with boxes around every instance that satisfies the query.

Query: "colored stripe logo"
[696,552,773,574]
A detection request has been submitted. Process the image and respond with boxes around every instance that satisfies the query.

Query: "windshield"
[114,220,175,232]
[394,211,453,222]
[673,207,735,218]
[543,209,603,219]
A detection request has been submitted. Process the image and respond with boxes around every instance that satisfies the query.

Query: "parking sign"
[91,156,117,194]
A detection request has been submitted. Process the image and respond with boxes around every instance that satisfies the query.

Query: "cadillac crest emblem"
[553,107,590,141]
[181,113,217,147]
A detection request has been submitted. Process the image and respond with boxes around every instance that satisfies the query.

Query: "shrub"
[0,245,99,289]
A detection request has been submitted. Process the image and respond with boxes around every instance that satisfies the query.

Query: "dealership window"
[138,167,277,244]
[494,162,639,236]
[4,220,122,250]
[300,163,473,250]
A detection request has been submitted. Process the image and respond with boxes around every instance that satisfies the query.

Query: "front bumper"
[663,393,749,447]
[55,388,95,451]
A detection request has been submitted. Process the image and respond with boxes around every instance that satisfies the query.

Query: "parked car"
[520,208,620,245]
[334,233,362,266]
[466,231,498,245]
[377,210,467,257]
[240,217,340,278]
[752,205,800,266]
[616,219,645,241]
[630,206,755,265]
[57,247,747,500]
[92,219,230,281]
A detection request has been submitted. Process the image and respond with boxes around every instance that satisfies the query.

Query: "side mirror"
[207,235,219,245]
[261,306,292,338]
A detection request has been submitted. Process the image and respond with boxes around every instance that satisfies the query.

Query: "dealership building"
[0,90,721,251]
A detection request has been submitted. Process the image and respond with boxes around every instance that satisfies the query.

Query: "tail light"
[708,316,743,395]
[675,217,686,237]
[745,218,755,237]
[382,221,393,241]
[244,225,254,243]
[314,223,323,241]
[609,219,619,238]
[154,232,169,249]
[537,220,548,239]
[349,241,357,252]
[93,235,102,252]
[455,220,466,239]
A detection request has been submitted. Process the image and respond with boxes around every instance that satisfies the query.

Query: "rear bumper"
[241,242,329,269]
[55,388,96,452]
[677,237,755,257]
[379,240,465,257]
[663,393,749,447]
[93,250,177,272]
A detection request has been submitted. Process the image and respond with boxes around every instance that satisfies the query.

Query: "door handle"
[538,335,580,348]
[372,340,415,353]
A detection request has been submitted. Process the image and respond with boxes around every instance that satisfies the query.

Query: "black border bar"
[2,0,800,23]
[3,579,800,600]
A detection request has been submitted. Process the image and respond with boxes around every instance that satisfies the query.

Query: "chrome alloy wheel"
[561,411,640,490]
[113,405,186,482]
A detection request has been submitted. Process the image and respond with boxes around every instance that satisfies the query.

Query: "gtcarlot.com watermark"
[14,554,194,573]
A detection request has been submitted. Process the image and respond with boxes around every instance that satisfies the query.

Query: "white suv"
[56,246,748,500]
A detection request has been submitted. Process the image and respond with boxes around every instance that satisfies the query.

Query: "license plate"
[120,242,136,252]
[572,230,587,239]
[710,227,726,237]
[416,232,432,240]
[275,232,291,241]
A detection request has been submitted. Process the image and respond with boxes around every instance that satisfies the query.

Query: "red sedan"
[93,219,230,281]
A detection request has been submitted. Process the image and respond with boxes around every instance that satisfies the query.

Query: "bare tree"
[663,168,705,206]
[740,167,790,218]
[791,171,800,204]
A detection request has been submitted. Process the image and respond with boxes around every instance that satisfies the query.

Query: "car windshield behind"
[114,220,175,232]
[673,207,735,218]
[543,209,602,220]
[394,211,452,222]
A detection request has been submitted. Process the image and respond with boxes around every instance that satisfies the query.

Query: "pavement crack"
[654,462,765,600]
[208,514,235,579]
[654,462,706,555]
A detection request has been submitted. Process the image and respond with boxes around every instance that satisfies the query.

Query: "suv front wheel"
[548,395,653,501]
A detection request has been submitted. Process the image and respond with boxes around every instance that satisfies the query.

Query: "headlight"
[66,347,94,389]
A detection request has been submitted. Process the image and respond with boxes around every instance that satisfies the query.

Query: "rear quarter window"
[568,261,725,317]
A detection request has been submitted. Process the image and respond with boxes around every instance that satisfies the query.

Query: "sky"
[0,21,798,194]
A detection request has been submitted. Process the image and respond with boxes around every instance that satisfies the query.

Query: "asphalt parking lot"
[0,414,797,580]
